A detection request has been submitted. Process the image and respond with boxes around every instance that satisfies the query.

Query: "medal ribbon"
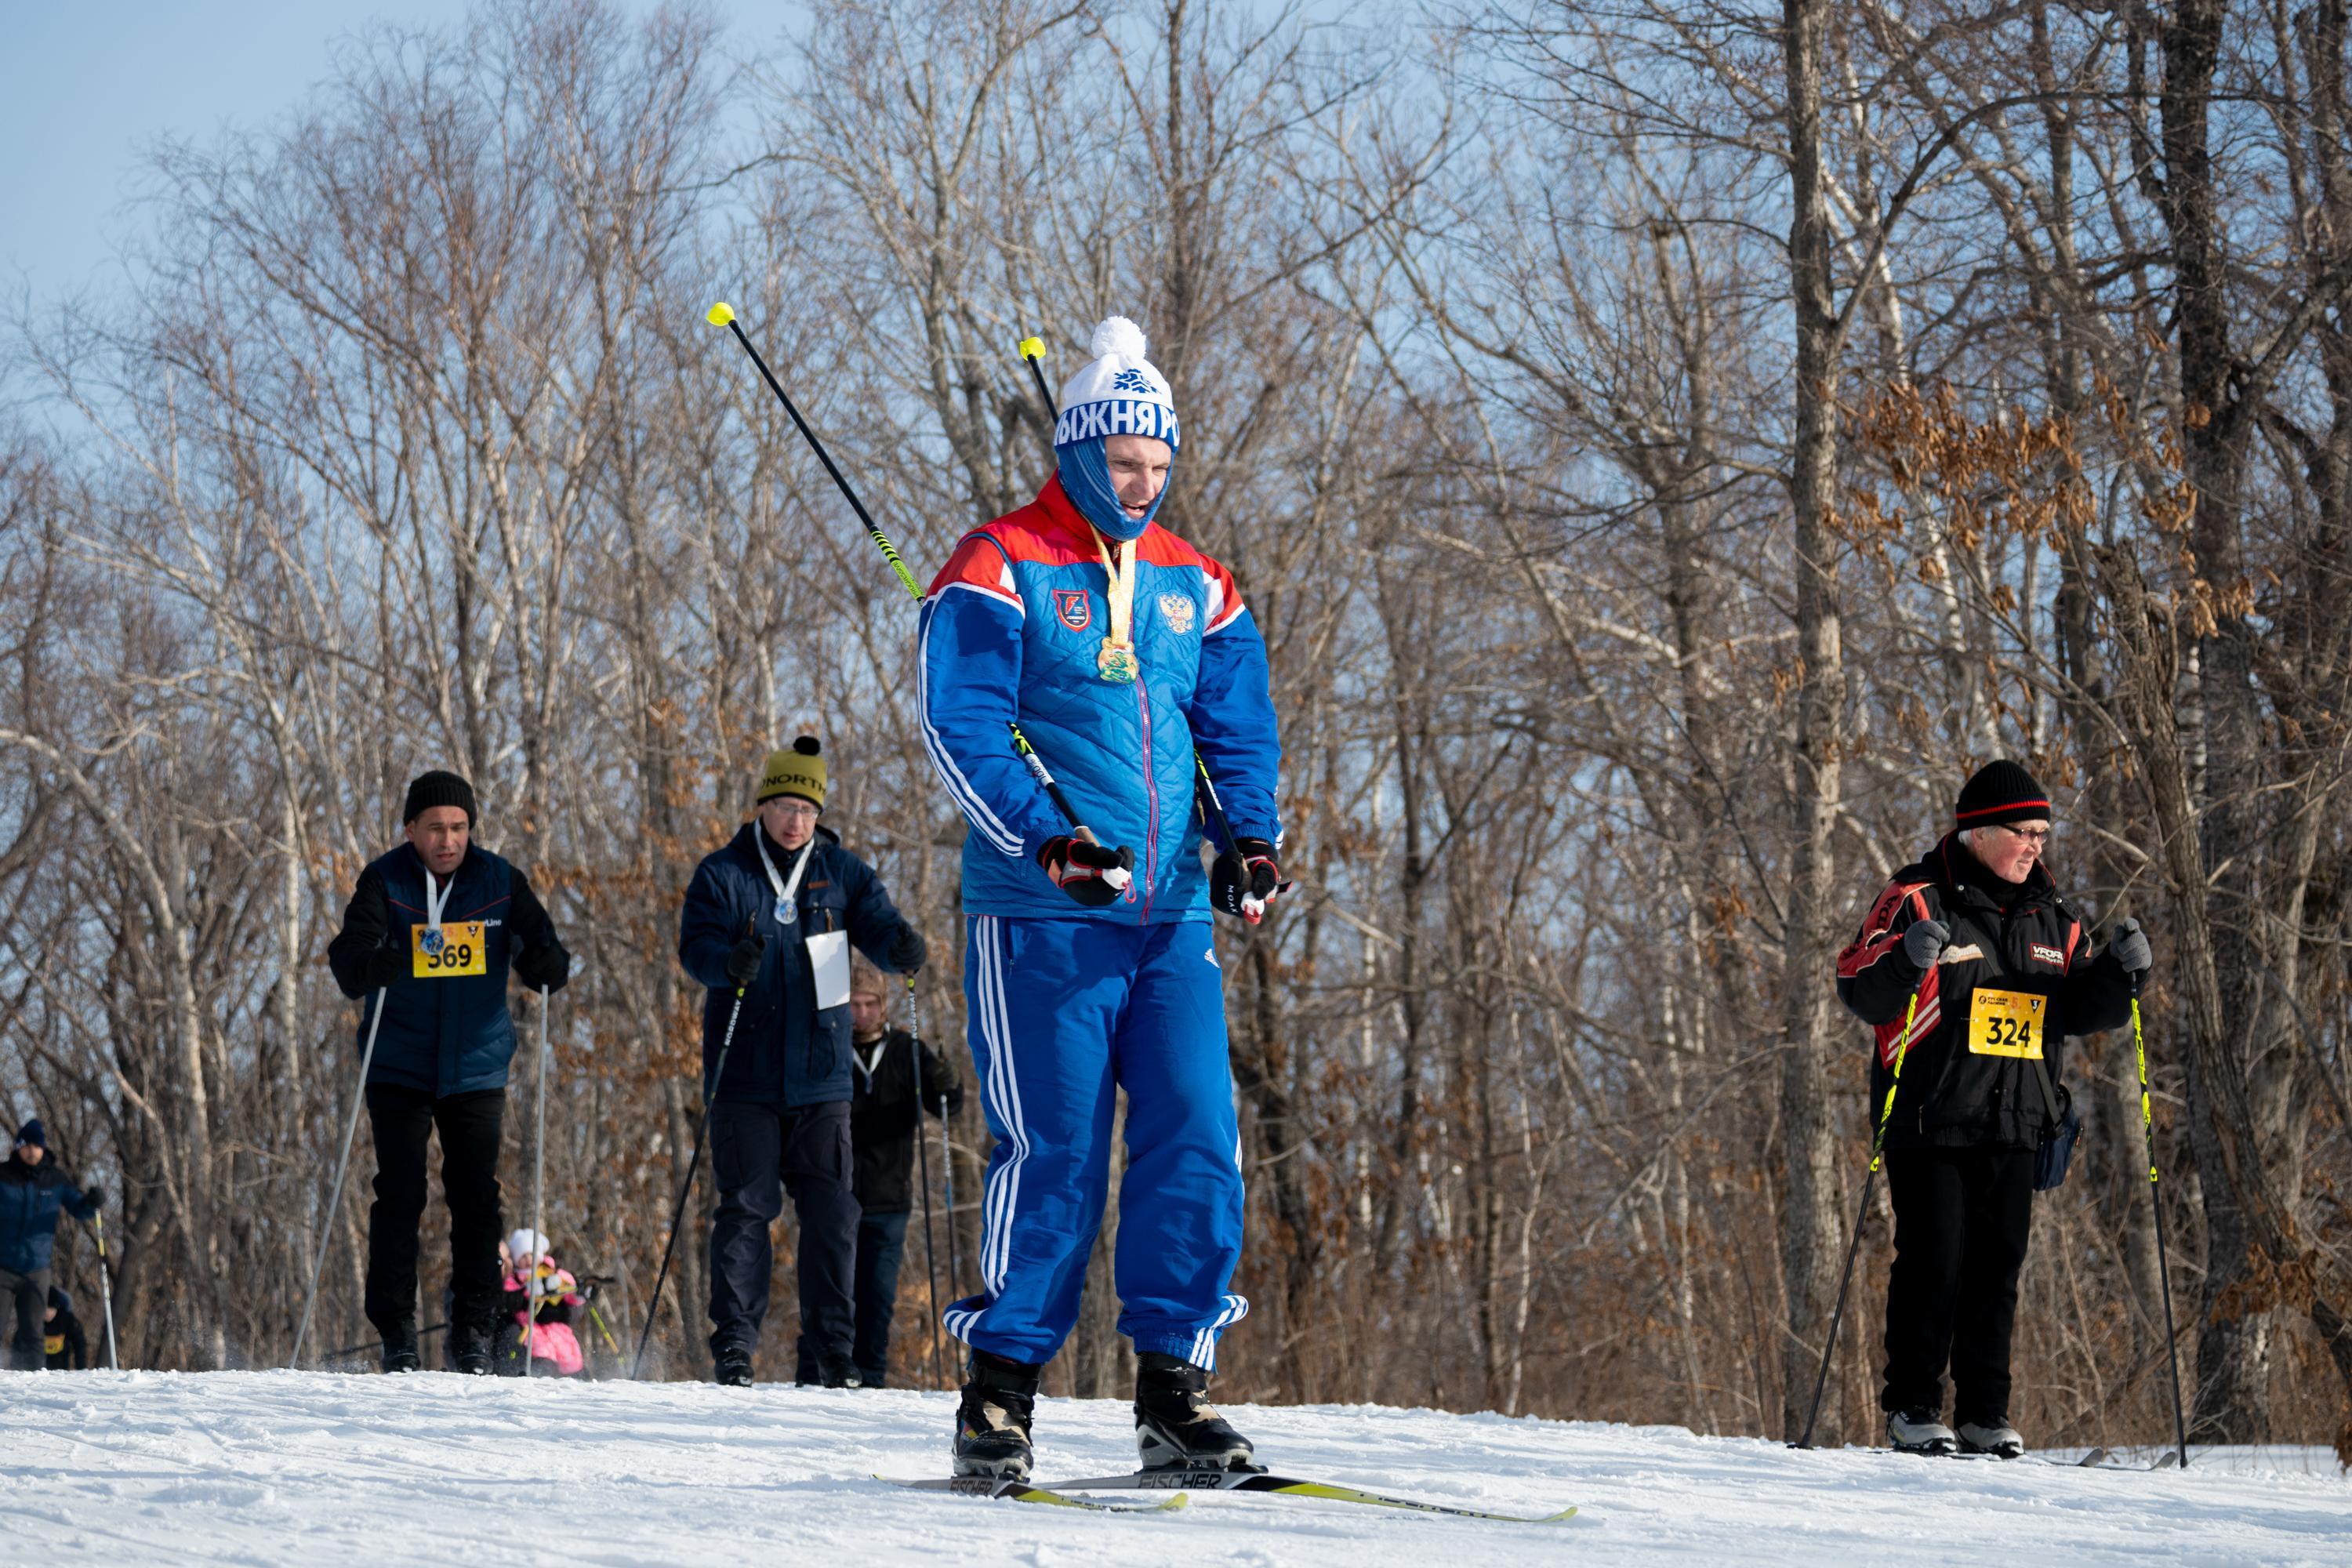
[754,829,816,924]
[423,869,452,940]
[1094,531,1135,661]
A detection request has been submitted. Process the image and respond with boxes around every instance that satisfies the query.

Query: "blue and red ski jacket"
[919,475,1280,921]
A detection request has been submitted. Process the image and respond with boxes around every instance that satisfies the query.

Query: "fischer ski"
[877,1475,1189,1513]
[1040,1468,1576,1523]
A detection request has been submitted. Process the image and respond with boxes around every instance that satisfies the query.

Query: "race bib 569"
[412,922,487,978]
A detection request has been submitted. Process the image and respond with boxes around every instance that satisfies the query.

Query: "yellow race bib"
[1968,986,2046,1058]
[412,922,488,978]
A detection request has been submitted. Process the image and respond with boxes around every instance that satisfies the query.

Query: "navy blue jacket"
[325,843,561,1098]
[678,824,916,1109]
[0,1155,97,1276]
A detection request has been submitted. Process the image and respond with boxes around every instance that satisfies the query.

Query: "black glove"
[359,946,408,993]
[82,1185,105,1210]
[2110,916,2153,975]
[1902,918,1950,970]
[888,925,927,975]
[725,935,765,988]
[1210,837,1287,924]
[514,940,572,993]
[1037,833,1135,907]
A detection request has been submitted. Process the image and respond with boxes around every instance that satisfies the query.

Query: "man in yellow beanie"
[677,735,927,1387]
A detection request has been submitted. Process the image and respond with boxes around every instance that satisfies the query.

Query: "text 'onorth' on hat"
[758,736,826,809]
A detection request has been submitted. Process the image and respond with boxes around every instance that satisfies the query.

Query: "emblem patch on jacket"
[1053,588,1092,631]
[2030,942,2065,967]
[1160,592,1196,634]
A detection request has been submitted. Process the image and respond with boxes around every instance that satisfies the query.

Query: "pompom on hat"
[757,735,827,809]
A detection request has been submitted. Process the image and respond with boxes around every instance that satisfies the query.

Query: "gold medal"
[1093,531,1141,684]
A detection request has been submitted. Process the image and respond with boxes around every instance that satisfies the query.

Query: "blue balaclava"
[1051,315,1181,542]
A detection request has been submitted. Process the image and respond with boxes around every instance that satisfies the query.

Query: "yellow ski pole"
[2133,983,2190,1469]
[1793,983,1922,1448]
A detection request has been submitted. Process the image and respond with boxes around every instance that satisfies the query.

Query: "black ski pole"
[706,303,1112,865]
[1792,983,1925,1450]
[633,922,753,1379]
[290,986,389,1369]
[2132,975,2190,1469]
[906,975,946,1391]
[941,1083,961,1308]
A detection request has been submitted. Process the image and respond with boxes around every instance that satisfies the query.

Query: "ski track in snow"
[3,1371,2347,1566]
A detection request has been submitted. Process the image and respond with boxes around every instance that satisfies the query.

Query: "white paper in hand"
[805,930,851,1010]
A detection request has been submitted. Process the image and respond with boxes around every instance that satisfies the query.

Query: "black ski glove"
[358,946,408,993]
[725,935,765,988]
[1038,833,1135,907]
[81,1185,105,1210]
[1210,837,1289,924]
[2110,916,2153,975]
[887,925,927,975]
[1902,918,1951,970]
[514,939,572,993]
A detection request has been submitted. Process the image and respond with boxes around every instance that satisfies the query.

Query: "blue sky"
[0,0,764,307]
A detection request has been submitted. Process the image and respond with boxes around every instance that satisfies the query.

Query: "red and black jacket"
[1835,833,2134,1151]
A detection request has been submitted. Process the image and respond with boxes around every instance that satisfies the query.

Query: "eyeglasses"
[765,800,819,821]
[1992,823,2051,846]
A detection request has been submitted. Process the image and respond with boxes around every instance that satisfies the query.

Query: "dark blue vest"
[361,844,519,1097]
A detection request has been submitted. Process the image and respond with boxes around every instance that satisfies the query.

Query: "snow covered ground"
[4,1370,2347,1566]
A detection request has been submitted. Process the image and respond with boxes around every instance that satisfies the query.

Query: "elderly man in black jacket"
[1836,760,2151,1457]
[793,963,964,1388]
[677,739,925,1388]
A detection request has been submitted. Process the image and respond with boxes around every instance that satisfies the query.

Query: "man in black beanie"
[1833,760,2152,1457]
[325,771,572,1374]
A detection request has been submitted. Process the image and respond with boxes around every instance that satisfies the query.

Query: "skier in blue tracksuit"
[920,315,1286,1479]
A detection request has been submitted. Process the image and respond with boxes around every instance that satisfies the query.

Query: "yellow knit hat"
[757,735,826,808]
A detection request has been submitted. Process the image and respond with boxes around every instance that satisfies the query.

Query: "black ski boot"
[451,1323,493,1376]
[379,1322,419,1375]
[1134,1352,1256,1472]
[714,1344,753,1388]
[817,1352,861,1390]
[953,1350,1041,1481]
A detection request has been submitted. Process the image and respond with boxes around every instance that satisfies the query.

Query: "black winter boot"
[451,1323,493,1376]
[379,1321,419,1374]
[817,1352,860,1389]
[714,1344,753,1388]
[1134,1352,1256,1472]
[953,1350,1041,1480]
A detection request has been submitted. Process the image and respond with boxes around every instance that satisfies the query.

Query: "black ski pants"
[1881,1144,2034,1423]
[364,1084,506,1341]
[708,1099,858,1363]
[1,1265,49,1370]
[796,1207,910,1387]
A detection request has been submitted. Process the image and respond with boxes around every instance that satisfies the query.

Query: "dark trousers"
[1882,1145,2035,1422]
[364,1084,506,1339]
[797,1207,911,1387]
[708,1100,858,1363]
[1,1265,49,1370]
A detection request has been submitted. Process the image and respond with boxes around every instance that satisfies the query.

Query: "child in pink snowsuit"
[503,1228,585,1377]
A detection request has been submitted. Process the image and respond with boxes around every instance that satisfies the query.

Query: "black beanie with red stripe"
[1955,760,2050,829]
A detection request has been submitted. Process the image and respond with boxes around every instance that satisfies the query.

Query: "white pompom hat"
[508,1228,550,1262]
[1053,315,1181,452]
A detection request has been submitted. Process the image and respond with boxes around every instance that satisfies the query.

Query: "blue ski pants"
[943,913,1249,1370]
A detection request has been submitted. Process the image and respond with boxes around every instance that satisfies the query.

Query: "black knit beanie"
[1954,760,2051,829]
[402,770,478,826]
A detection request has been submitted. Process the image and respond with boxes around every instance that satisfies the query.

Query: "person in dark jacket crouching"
[326,771,572,1374]
[677,739,925,1388]
[45,1285,89,1370]
[794,963,964,1388]
[1835,760,2151,1457]
[1,1120,100,1370]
